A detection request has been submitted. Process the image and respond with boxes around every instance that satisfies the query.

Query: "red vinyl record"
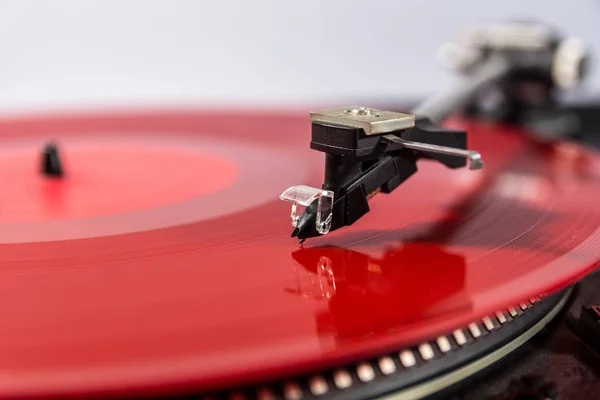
[0,110,598,398]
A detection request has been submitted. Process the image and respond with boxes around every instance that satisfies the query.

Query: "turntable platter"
[0,111,598,398]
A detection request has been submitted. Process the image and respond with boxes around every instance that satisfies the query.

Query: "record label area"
[0,140,238,222]
[0,113,312,243]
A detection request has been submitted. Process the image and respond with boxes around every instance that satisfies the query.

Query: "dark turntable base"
[456,269,600,400]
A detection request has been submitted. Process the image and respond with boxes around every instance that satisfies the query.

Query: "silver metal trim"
[453,329,467,346]
[308,375,329,396]
[436,336,452,353]
[376,290,571,400]
[482,317,495,331]
[418,343,435,361]
[399,350,417,368]
[310,107,415,135]
[379,356,397,375]
[333,369,353,389]
[357,362,376,382]
[496,311,507,324]
[468,323,482,338]
[552,37,587,89]
[383,135,484,170]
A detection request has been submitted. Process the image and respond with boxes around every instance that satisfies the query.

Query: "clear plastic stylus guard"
[279,185,334,235]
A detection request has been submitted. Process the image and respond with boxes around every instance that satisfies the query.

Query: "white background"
[0,0,598,114]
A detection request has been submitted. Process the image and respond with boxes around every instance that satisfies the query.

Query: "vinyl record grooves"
[0,111,599,399]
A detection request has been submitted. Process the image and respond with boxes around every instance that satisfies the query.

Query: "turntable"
[0,20,599,400]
